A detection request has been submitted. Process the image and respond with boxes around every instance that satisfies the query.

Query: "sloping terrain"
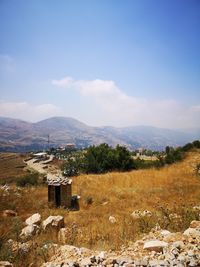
[0,116,199,152]
[0,150,200,266]
[0,153,28,184]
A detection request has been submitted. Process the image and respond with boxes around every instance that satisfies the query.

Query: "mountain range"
[0,116,199,152]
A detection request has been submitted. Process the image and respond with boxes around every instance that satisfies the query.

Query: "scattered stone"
[2,210,17,217]
[134,259,148,266]
[7,239,30,253]
[160,230,171,237]
[25,213,41,225]
[79,257,92,266]
[143,240,168,252]
[172,241,185,250]
[163,232,186,243]
[131,210,152,219]
[189,220,200,229]
[20,224,40,240]
[148,259,169,266]
[183,228,200,238]
[109,216,117,224]
[42,215,64,230]
[169,213,182,220]
[192,205,200,211]
[41,220,200,267]
[0,262,13,267]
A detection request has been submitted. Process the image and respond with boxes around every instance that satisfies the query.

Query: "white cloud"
[52,76,74,88]
[0,101,61,122]
[52,76,200,128]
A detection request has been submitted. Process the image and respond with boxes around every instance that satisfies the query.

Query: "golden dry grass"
[0,153,28,183]
[0,150,200,263]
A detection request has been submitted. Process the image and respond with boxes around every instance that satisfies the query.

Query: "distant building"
[65,143,76,150]
[33,152,48,159]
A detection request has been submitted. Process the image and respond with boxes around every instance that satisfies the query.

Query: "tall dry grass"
[0,150,200,265]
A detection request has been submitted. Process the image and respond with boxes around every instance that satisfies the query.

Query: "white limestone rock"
[109,216,117,224]
[143,240,168,252]
[42,215,64,230]
[25,213,41,225]
[0,262,13,267]
[20,224,40,240]
[183,228,200,238]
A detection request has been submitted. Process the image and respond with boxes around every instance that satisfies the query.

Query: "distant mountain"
[0,116,199,152]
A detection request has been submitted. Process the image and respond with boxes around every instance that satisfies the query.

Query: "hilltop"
[0,116,200,152]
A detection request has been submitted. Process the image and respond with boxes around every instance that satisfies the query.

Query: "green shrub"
[16,173,39,187]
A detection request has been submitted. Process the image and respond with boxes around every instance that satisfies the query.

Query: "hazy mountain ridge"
[0,116,199,152]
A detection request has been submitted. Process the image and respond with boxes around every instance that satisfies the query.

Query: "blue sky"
[0,0,200,128]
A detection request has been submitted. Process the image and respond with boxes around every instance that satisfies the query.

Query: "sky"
[0,0,200,129]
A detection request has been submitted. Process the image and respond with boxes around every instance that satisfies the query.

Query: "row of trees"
[164,140,200,165]
[61,140,200,176]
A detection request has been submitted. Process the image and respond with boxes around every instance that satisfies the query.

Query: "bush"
[83,144,136,174]
[16,173,39,187]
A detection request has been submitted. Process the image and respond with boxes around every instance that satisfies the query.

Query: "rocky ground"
[1,213,200,267]
[41,220,200,267]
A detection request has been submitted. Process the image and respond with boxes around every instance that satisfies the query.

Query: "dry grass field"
[0,150,200,265]
[0,153,28,184]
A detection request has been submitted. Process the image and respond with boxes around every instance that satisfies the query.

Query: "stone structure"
[47,175,72,208]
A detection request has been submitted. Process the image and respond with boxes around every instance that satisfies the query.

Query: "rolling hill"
[0,116,199,152]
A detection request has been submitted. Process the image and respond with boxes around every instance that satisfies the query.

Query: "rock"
[192,205,200,211]
[2,210,17,217]
[109,216,117,224]
[103,258,118,265]
[160,230,171,237]
[172,241,185,250]
[189,220,200,229]
[143,240,168,252]
[131,210,141,219]
[25,213,41,225]
[148,260,169,266]
[142,210,152,217]
[131,210,152,219]
[169,213,182,220]
[116,256,133,265]
[163,232,186,243]
[79,257,92,266]
[177,254,186,263]
[20,224,40,240]
[7,239,31,253]
[0,262,13,267]
[42,215,64,230]
[183,228,200,238]
[41,243,59,259]
[96,251,106,262]
[134,259,148,266]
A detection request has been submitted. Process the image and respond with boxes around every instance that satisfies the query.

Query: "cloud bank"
[0,76,199,129]
[52,76,200,129]
[0,101,61,122]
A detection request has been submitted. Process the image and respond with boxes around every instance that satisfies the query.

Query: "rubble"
[41,220,200,267]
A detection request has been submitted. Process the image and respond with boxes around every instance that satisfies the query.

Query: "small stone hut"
[47,175,72,208]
